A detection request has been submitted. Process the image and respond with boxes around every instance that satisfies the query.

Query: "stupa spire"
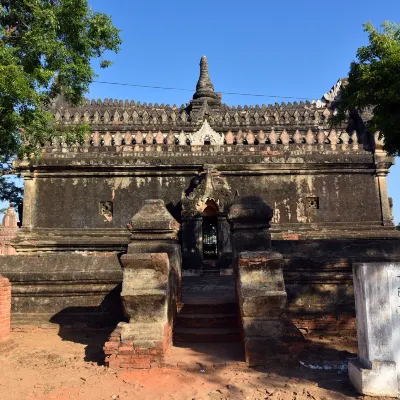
[2,203,17,228]
[193,56,219,101]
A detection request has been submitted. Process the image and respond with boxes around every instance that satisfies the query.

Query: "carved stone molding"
[187,120,224,145]
[181,165,234,217]
[323,79,342,103]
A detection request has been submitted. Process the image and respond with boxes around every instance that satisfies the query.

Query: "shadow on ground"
[50,284,127,365]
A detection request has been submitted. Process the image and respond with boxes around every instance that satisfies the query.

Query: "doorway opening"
[202,199,218,260]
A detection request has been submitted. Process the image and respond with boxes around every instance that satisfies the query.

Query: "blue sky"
[2,0,400,224]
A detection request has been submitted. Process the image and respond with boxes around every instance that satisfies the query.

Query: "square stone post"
[181,216,202,254]
[237,251,290,366]
[21,173,35,229]
[104,200,181,369]
[348,262,399,397]
[228,197,300,366]
[217,215,232,256]
[181,216,203,271]
[228,196,273,266]
[374,141,395,226]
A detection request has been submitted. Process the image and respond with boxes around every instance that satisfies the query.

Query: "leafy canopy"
[333,21,400,155]
[0,0,121,205]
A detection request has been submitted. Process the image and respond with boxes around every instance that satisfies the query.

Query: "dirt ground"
[0,327,391,400]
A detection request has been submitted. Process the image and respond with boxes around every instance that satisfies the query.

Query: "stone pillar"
[0,275,11,343]
[21,175,35,229]
[376,171,393,226]
[348,262,399,397]
[228,196,273,263]
[228,197,301,366]
[104,200,181,369]
[374,138,394,226]
[181,216,203,270]
[181,216,202,254]
[127,199,181,273]
[238,251,292,366]
[218,215,232,256]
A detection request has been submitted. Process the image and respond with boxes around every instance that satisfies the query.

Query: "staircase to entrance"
[166,275,244,367]
[173,275,241,344]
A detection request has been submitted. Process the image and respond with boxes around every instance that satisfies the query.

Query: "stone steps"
[175,313,238,329]
[178,302,238,314]
[174,275,241,344]
[201,269,220,277]
[174,302,241,343]
[173,327,241,343]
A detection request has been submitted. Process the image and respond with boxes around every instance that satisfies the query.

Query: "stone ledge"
[348,359,399,397]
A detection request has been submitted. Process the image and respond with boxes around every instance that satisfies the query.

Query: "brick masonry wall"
[291,314,356,334]
[104,322,173,369]
[0,275,11,341]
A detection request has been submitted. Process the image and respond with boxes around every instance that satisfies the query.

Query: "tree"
[333,22,400,155]
[0,0,121,206]
[396,223,400,231]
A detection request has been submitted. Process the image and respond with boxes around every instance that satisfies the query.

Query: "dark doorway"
[203,216,218,259]
[202,199,219,259]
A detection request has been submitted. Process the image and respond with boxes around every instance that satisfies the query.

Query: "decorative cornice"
[40,127,364,150]
[19,151,374,172]
[53,101,340,130]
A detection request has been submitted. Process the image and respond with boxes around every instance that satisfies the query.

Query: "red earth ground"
[0,327,392,400]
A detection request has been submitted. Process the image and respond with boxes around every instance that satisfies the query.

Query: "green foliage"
[333,22,400,155]
[396,223,400,231]
[0,175,23,206]
[0,0,121,204]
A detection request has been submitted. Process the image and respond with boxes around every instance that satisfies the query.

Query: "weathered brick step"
[201,269,220,276]
[178,302,238,315]
[176,313,238,329]
[173,327,241,343]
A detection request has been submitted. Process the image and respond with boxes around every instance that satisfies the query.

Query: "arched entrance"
[202,199,218,259]
[181,165,234,269]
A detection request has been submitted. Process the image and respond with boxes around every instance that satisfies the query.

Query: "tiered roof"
[51,57,347,133]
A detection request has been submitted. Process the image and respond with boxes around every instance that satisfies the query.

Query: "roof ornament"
[323,79,342,103]
[188,119,224,145]
[193,56,220,101]
[313,79,343,108]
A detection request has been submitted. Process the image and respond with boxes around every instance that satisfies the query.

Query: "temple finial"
[193,56,219,101]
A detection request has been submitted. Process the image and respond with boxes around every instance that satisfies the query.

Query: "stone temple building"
[1,56,399,366]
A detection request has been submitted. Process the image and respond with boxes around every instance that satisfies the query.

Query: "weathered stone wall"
[1,239,400,330]
[31,172,381,229]
[277,239,400,333]
[0,254,123,326]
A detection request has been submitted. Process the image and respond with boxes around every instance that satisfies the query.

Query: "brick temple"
[1,56,399,367]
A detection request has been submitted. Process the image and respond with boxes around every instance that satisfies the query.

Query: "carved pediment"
[182,165,233,217]
[188,120,224,145]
